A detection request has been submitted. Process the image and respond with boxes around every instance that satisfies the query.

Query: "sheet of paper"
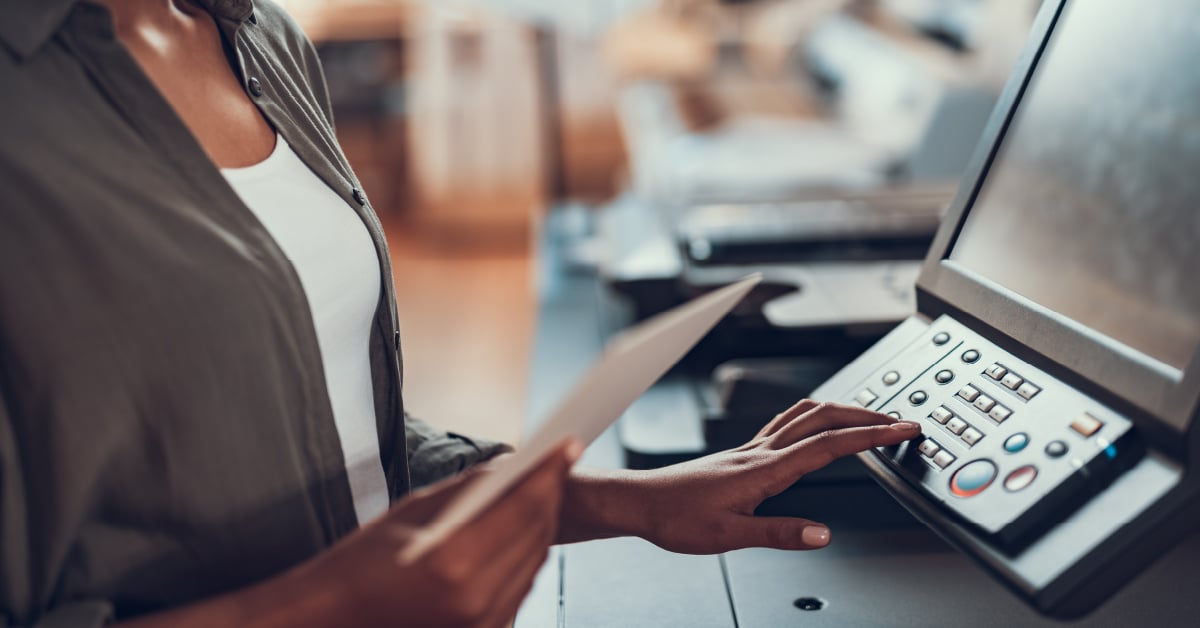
[399,274,762,561]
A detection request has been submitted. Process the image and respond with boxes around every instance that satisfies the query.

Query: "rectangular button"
[1070,412,1104,437]
[973,395,996,413]
[946,417,968,435]
[961,427,983,446]
[854,389,878,407]
[988,405,1012,423]
[1001,372,1024,390]
[930,406,953,424]
[957,385,981,402]
[1017,382,1041,400]
[917,438,941,458]
[932,450,956,469]
[985,364,1007,380]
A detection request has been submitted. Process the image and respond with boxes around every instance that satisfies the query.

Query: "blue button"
[1004,433,1030,454]
[950,459,997,497]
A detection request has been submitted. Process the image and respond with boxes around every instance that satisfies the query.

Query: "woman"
[0,1,921,626]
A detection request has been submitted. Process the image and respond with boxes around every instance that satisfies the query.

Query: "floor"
[383,218,535,446]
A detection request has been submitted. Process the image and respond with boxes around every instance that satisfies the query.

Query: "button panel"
[847,317,1139,552]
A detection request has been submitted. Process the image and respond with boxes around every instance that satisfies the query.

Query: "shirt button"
[352,188,366,206]
[248,76,263,97]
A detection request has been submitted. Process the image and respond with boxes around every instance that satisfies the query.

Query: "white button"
[932,450,956,469]
[989,405,1012,423]
[1017,382,1041,400]
[883,371,901,386]
[957,385,981,402]
[973,395,996,413]
[961,427,983,446]
[854,389,878,407]
[946,417,968,435]
[931,406,953,424]
[917,438,941,458]
[985,364,1007,380]
[1001,372,1024,390]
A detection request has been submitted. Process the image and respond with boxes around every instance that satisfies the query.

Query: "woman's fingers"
[755,399,820,438]
[484,545,556,628]
[721,515,832,552]
[782,422,921,478]
[447,440,576,565]
[765,402,900,449]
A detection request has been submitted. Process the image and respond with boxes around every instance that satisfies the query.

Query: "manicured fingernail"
[802,525,831,547]
[565,439,584,463]
[891,421,922,432]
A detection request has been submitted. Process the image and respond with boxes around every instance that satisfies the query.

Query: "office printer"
[812,0,1200,617]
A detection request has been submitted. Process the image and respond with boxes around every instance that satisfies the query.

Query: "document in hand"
[400,274,762,560]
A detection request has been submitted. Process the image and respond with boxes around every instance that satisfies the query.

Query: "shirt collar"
[0,0,255,61]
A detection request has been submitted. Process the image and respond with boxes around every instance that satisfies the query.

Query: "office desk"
[515,217,1200,627]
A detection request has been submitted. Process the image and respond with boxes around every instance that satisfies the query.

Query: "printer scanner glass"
[949,0,1200,371]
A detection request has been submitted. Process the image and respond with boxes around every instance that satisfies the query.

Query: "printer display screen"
[950,0,1200,371]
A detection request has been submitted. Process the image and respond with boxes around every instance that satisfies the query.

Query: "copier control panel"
[842,315,1140,552]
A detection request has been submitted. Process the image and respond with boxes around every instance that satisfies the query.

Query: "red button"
[1004,465,1038,492]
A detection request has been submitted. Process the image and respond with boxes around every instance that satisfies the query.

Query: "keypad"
[850,319,1139,552]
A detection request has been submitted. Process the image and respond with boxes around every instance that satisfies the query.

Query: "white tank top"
[222,134,389,525]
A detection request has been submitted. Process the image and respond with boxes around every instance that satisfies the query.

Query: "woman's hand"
[300,440,580,628]
[560,401,920,554]
[119,440,580,628]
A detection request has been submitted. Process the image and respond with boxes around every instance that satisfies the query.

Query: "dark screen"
[950,0,1200,370]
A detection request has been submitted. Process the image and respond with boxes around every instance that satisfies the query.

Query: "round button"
[1004,465,1038,492]
[934,369,954,385]
[886,411,902,419]
[1045,440,1068,458]
[962,349,980,363]
[248,76,263,97]
[950,460,997,497]
[909,390,928,406]
[932,332,951,346]
[882,371,901,386]
[1004,433,1030,454]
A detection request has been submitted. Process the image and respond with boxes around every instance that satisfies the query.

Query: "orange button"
[1070,413,1104,437]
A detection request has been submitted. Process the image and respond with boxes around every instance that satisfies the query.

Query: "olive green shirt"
[0,1,508,626]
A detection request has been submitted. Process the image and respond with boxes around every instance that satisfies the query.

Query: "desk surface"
[516,213,1200,627]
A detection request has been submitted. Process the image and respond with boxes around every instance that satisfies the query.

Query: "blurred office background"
[273,0,1040,445]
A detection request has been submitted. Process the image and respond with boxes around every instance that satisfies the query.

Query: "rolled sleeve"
[404,414,513,489]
